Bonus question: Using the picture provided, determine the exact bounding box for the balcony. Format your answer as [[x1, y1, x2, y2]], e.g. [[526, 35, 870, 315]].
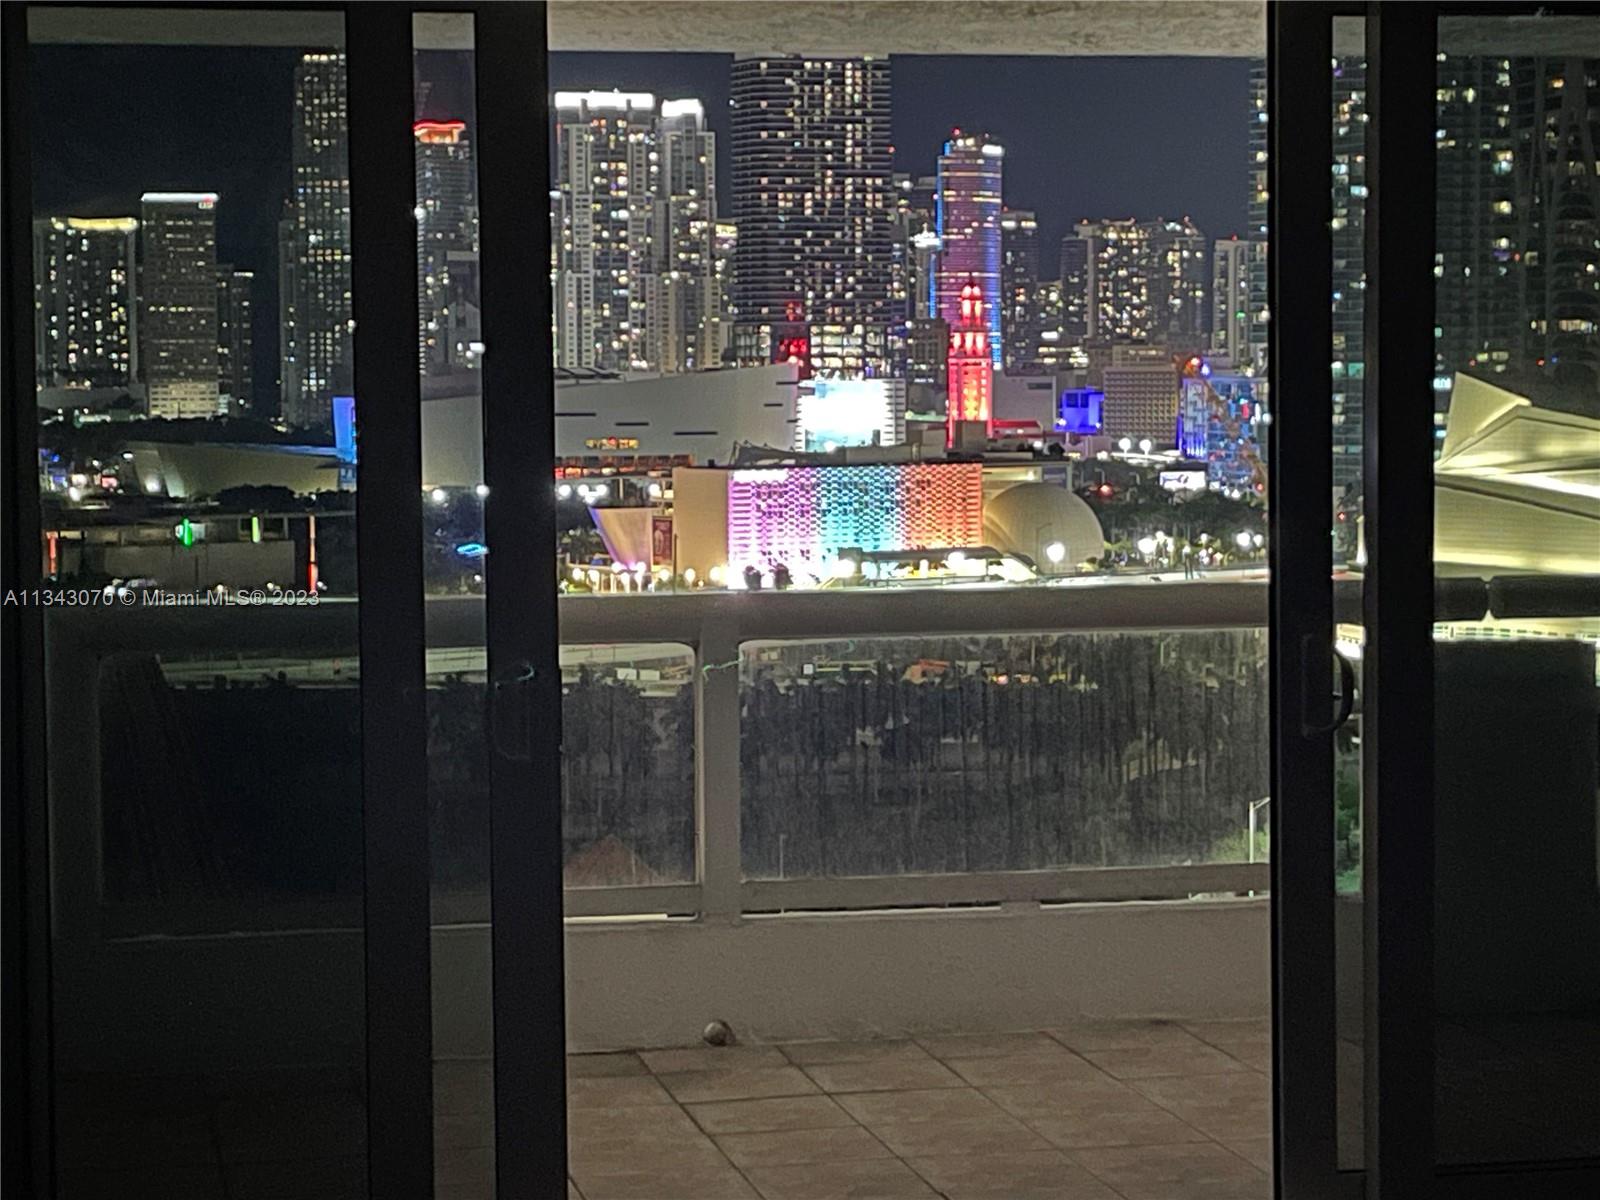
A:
[[47, 581, 1276, 1197]]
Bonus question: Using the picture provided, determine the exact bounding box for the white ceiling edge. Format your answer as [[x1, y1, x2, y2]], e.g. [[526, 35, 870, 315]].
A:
[[549, 1, 1268, 58], [28, 6, 346, 46], [29, 1, 1268, 56], [27, 3, 1599, 59]]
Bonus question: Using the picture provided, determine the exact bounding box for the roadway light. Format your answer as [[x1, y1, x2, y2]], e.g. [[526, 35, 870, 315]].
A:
[[1137, 536, 1158, 557], [1138, 438, 1153, 454], [1118, 437, 1133, 452], [475, 484, 490, 498], [1235, 531, 1254, 549], [557, 484, 573, 499], [1044, 541, 1066, 565], [430, 488, 447, 505]]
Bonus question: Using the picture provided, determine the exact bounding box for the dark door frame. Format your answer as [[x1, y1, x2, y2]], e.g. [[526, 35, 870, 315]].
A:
[[1271, 3, 1600, 1197], [0, 6, 540, 1197]]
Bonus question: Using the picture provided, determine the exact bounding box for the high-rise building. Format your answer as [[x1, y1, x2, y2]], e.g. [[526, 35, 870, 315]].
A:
[[1029, 281, 1079, 370], [888, 174, 943, 384], [1211, 236, 1252, 368], [281, 51, 351, 432], [32, 216, 139, 394], [1435, 56, 1600, 395], [657, 99, 720, 372], [553, 91, 722, 373], [713, 221, 737, 365], [1102, 348, 1179, 446], [1148, 218, 1209, 342], [935, 132, 1004, 366], [552, 89, 655, 373], [216, 265, 255, 415], [1328, 49, 1600, 486], [414, 119, 477, 375], [1057, 236, 1091, 345], [1246, 60, 1270, 377], [1068, 218, 1209, 348], [1072, 219, 1152, 342], [946, 280, 994, 444], [729, 55, 895, 376], [140, 193, 221, 419], [1000, 208, 1039, 371], [907, 316, 949, 391], [1517, 58, 1600, 388], [1331, 56, 1367, 487]]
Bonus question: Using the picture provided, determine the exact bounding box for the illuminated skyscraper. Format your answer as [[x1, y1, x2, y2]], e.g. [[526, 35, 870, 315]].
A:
[[553, 90, 657, 372], [1057, 235, 1091, 344], [552, 92, 720, 373], [1148, 218, 1209, 342], [1211, 236, 1252, 367], [1246, 60, 1269, 376], [729, 55, 895, 376], [1072, 219, 1152, 342], [657, 98, 720, 371], [1068, 217, 1208, 346], [1331, 55, 1367, 486], [935, 132, 1004, 366], [1000, 208, 1039, 371], [32, 215, 139, 394], [140, 192, 221, 419], [216, 265, 255, 415], [414, 119, 477, 374], [281, 51, 351, 432], [946, 279, 994, 444]]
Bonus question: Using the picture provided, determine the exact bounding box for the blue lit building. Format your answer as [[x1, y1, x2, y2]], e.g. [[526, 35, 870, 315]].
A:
[[1177, 367, 1266, 493], [1056, 387, 1104, 436]]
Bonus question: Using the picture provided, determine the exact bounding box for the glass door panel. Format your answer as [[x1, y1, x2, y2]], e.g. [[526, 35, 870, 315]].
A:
[[1431, 11, 1600, 1171], [26, 8, 368, 1197]]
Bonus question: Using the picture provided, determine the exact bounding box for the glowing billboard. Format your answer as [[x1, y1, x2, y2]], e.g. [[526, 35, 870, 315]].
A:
[[796, 378, 906, 451]]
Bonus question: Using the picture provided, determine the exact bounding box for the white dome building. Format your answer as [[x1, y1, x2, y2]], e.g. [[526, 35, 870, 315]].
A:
[[983, 482, 1106, 575]]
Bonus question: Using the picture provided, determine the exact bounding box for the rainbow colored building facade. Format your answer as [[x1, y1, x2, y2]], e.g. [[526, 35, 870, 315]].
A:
[[726, 463, 985, 573]]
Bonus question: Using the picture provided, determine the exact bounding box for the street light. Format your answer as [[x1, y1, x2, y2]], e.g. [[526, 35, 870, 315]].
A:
[[1137, 535, 1158, 557], [1234, 531, 1253, 550], [1138, 438, 1153, 454], [1118, 437, 1133, 452]]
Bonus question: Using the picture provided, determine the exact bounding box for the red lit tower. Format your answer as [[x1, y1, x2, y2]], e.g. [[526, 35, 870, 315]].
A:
[[946, 279, 994, 445]]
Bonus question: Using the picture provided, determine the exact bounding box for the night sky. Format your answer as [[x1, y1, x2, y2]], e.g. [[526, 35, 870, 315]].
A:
[[30, 44, 1251, 394]]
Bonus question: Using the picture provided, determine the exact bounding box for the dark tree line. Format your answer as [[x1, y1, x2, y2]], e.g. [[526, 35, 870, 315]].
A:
[[740, 632, 1269, 879]]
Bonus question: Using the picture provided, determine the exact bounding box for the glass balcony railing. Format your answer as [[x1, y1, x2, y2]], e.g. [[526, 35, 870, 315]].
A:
[[51, 580, 1275, 940]]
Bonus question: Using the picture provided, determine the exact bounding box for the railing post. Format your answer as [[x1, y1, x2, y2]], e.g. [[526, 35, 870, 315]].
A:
[[696, 615, 742, 922]]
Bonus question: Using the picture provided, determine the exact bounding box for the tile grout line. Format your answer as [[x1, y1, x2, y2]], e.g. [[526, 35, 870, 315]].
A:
[[958, 1072, 1178, 1200], [783, 1044, 948, 1199]]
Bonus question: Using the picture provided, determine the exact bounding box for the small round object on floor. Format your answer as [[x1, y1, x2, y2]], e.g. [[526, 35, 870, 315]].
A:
[[702, 1019, 735, 1047]]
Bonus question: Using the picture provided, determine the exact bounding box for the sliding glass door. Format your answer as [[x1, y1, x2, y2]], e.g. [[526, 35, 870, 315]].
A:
[[1271, 4, 1600, 1197]]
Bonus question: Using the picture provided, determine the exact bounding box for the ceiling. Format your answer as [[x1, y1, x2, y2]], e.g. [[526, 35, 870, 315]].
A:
[[548, 1, 1266, 57]]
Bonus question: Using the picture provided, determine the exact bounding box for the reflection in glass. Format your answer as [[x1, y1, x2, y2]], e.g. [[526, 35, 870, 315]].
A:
[[1429, 22, 1600, 1168], [32, 16, 367, 1196]]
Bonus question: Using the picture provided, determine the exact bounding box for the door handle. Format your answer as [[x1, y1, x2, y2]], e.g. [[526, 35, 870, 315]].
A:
[[490, 662, 535, 762], [1301, 636, 1357, 736]]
